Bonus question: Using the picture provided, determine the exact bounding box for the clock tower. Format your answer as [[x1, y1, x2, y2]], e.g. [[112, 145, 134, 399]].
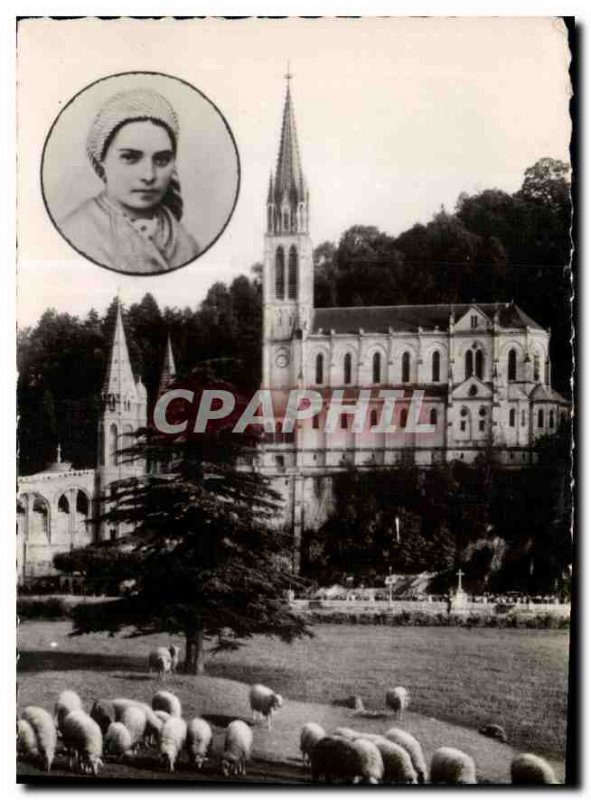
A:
[[262, 72, 314, 391]]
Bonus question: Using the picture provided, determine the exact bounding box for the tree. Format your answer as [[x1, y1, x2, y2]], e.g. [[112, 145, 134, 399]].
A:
[[54, 370, 311, 674]]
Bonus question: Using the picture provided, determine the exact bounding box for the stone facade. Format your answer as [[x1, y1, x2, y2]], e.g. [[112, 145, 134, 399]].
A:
[[259, 81, 569, 564]]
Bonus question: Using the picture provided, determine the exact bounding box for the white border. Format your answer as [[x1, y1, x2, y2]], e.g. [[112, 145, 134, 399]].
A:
[[4, 4, 587, 799]]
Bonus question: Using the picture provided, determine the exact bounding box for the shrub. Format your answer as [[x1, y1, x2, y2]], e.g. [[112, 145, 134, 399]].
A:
[[17, 596, 70, 620]]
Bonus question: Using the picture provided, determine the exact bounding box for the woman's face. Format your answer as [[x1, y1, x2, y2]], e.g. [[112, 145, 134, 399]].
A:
[[101, 120, 176, 215]]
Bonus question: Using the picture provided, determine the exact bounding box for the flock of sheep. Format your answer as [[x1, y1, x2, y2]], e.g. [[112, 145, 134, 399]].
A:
[[17, 646, 559, 784]]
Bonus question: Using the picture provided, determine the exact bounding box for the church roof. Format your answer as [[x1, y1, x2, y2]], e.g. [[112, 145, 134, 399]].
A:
[[530, 384, 569, 404], [272, 77, 306, 203], [103, 301, 137, 397], [311, 303, 544, 334], [158, 334, 177, 396]]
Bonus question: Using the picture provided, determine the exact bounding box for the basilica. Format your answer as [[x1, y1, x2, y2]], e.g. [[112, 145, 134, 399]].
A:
[[16, 79, 569, 581]]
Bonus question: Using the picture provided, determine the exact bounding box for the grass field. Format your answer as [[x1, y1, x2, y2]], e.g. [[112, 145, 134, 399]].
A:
[[17, 621, 570, 783]]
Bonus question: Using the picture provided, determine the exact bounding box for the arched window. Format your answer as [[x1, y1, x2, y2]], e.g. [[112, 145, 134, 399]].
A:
[[312, 414, 320, 430], [402, 352, 411, 383], [549, 410, 555, 429], [372, 352, 381, 384], [58, 494, 69, 514], [400, 408, 408, 428], [509, 409, 516, 427], [521, 409, 526, 427], [282, 210, 290, 231], [432, 351, 441, 382], [340, 413, 348, 430], [275, 247, 285, 299], [315, 353, 324, 385], [343, 353, 352, 385], [465, 350, 474, 379], [288, 246, 298, 299], [537, 409, 544, 428], [475, 349, 484, 379], [429, 408, 438, 426], [508, 349, 517, 381], [370, 409, 378, 428], [534, 354, 541, 382], [109, 423, 118, 466]]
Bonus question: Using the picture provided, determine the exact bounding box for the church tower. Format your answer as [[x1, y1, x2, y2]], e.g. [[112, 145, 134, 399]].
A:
[[263, 72, 314, 390], [96, 301, 147, 539]]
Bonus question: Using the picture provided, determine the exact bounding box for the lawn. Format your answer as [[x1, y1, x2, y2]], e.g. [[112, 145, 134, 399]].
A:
[[17, 621, 570, 783]]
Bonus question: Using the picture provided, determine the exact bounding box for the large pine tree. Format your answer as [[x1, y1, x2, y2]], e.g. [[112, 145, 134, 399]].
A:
[[55, 372, 311, 673]]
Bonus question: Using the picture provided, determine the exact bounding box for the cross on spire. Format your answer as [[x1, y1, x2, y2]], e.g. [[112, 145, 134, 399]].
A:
[[456, 568, 464, 592], [285, 60, 293, 83]]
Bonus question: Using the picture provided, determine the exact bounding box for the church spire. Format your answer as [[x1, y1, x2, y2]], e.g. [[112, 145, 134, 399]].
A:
[[103, 300, 136, 398], [267, 69, 309, 235], [158, 333, 177, 396]]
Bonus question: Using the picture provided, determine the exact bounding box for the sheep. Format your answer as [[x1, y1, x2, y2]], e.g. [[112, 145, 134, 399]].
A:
[[332, 726, 357, 740], [300, 722, 326, 765], [510, 753, 558, 784], [479, 722, 508, 743], [21, 706, 57, 773], [311, 735, 377, 784], [384, 727, 428, 784], [148, 647, 172, 679], [154, 710, 171, 725], [430, 746, 477, 785], [120, 705, 147, 750], [90, 699, 116, 735], [169, 645, 181, 673], [186, 717, 213, 769], [152, 689, 182, 718], [135, 702, 165, 745], [366, 736, 417, 784], [60, 709, 103, 776], [248, 684, 283, 728], [104, 722, 133, 760], [385, 686, 409, 720], [111, 698, 139, 720], [221, 720, 253, 778], [17, 719, 39, 761], [332, 729, 417, 784], [54, 689, 83, 731], [158, 716, 188, 772], [349, 738, 384, 784]]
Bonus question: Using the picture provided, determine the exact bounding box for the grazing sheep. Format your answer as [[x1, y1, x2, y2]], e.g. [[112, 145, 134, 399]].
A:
[[169, 645, 181, 673], [511, 753, 558, 784], [186, 717, 213, 769], [104, 722, 133, 760], [152, 690, 182, 718], [17, 719, 39, 761], [54, 690, 83, 731], [158, 716, 188, 773], [479, 723, 508, 743], [332, 726, 357, 740], [60, 710, 103, 776], [221, 720, 253, 778], [349, 738, 384, 784], [154, 710, 171, 725], [120, 705, 147, 750], [90, 699, 116, 736], [135, 702, 164, 745], [111, 698, 139, 720], [148, 647, 172, 679], [21, 706, 57, 773], [367, 736, 417, 784], [300, 722, 326, 765], [430, 746, 477, 785], [311, 735, 368, 784], [385, 687, 409, 720], [248, 684, 283, 728], [384, 727, 428, 784]]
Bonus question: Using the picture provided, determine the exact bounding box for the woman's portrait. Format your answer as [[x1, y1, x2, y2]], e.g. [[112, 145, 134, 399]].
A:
[[41, 73, 240, 275]]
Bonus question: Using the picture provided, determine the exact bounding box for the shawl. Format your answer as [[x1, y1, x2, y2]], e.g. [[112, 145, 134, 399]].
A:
[[61, 193, 200, 274]]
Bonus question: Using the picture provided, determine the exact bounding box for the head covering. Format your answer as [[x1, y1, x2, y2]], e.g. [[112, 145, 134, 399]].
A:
[[86, 87, 184, 219]]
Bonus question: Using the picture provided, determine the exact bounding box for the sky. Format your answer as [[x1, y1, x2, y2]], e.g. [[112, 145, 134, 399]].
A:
[[17, 16, 572, 327]]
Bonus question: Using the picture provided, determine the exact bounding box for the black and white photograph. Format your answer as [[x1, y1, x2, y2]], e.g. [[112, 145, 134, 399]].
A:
[[41, 71, 240, 275], [15, 16, 575, 786]]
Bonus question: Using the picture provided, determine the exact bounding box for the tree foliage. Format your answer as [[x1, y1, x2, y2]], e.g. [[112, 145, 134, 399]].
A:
[[55, 374, 311, 673]]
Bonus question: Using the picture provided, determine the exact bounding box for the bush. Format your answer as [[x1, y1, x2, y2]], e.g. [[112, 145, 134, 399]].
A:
[[297, 608, 569, 629], [17, 596, 70, 620]]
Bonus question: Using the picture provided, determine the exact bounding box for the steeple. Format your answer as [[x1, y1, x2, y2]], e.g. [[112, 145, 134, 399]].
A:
[[267, 70, 309, 235], [103, 301, 136, 398], [158, 334, 177, 396]]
